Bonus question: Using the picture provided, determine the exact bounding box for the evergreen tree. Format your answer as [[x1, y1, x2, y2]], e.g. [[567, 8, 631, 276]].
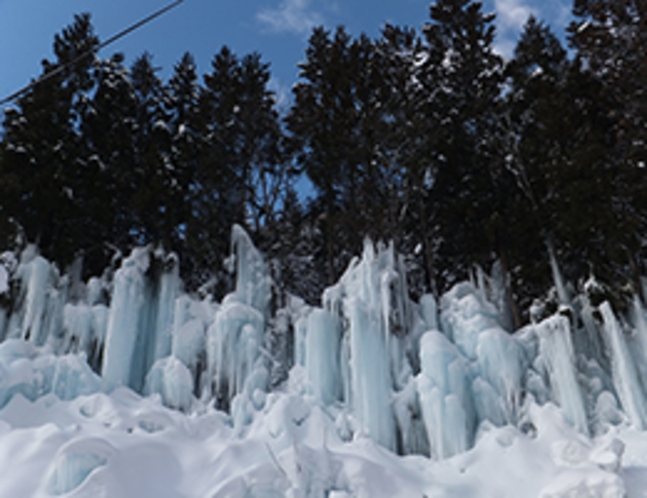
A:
[[83, 52, 139, 250], [568, 0, 647, 289], [287, 27, 355, 284], [177, 46, 286, 294], [263, 186, 325, 305], [390, 23, 446, 297], [0, 13, 99, 267], [236, 52, 287, 237], [166, 52, 211, 288], [422, 0, 508, 292], [504, 17, 574, 310], [288, 27, 412, 285], [131, 52, 174, 249]]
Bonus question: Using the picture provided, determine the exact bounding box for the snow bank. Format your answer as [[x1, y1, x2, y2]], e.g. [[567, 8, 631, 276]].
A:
[[0, 383, 644, 498]]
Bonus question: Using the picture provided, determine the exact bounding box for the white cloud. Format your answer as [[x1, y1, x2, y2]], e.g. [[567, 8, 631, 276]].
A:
[[492, 0, 538, 59], [268, 76, 291, 112], [257, 0, 324, 36], [494, 0, 537, 32], [493, 38, 517, 60]]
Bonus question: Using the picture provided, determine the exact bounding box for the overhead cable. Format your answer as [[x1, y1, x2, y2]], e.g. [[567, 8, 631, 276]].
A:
[[0, 0, 185, 106]]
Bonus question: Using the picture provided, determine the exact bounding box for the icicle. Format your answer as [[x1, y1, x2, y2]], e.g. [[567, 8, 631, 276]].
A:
[[475, 327, 522, 425], [632, 296, 647, 390], [548, 243, 569, 304], [419, 294, 439, 331], [21, 256, 55, 345], [230, 224, 271, 316], [150, 252, 179, 362], [347, 296, 396, 451], [207, 301, 265, 406], [305, 308, 342, 405], [416, 330, 474, 459], [102, 248, 150, 390], [535, 315, 588, 434], [319, 238, 414, 451], [205, 226, 271, 408], [599, 302, 647, 429]]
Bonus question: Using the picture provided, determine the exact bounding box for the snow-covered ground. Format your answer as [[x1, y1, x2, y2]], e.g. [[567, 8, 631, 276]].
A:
[[0, 380, 644, 497]]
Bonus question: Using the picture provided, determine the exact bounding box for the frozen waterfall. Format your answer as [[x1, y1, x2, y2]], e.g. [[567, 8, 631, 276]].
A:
[[3, 227, 647, 464]]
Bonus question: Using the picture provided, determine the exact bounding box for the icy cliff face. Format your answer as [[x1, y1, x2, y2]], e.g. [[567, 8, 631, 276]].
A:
[[4, 227, 647, 471]]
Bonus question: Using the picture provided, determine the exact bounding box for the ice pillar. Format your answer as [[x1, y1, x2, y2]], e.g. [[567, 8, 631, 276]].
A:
[[416, 330, 475, 459], [536, 315, 588, 434], [347, 297, 396, 451], [600, 301, 647, 429], [305, 308, 342, 405]]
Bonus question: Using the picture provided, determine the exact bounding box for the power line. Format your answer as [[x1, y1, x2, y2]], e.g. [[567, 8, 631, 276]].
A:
[[0, 0, 185, 106]]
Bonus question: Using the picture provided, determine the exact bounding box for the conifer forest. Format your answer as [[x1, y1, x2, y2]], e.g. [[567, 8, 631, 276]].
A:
[[1, 0, 646, 323]]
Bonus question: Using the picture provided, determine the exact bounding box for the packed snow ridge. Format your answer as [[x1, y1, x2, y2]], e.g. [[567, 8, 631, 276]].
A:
[[2, 226, 647, 496]]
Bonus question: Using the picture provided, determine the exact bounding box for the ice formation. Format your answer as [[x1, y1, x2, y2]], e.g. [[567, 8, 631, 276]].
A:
[[102, 248, 180, 392], [599, 302, 647, 428], [144, 356, 195, 411], [534, 315, 589, 434], [5, 222, 647, 495], [305, 308, 342, 405], [47, 440, 110, 495], [417, 330, 474, 458], [320, 240, 412, 452], [0, 339, 101, 409]]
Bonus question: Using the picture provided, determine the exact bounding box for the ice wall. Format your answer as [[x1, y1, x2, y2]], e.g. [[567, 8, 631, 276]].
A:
[[305, 308, 342, 405], [9, 226, 647, 463], [207, 225, 272, 409], [102, 248, 179, 392], [439, 283, 523, 428], [417, 330, 475, 459], [534, 315, 589, 434], [320, 240, 411, 452]]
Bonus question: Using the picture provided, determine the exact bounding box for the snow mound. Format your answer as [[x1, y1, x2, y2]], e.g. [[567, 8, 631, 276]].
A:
[[0, 383, 645, 497]]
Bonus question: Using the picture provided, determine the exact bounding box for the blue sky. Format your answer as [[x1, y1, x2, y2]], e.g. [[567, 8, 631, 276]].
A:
[[0, 0, 571, 109]]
